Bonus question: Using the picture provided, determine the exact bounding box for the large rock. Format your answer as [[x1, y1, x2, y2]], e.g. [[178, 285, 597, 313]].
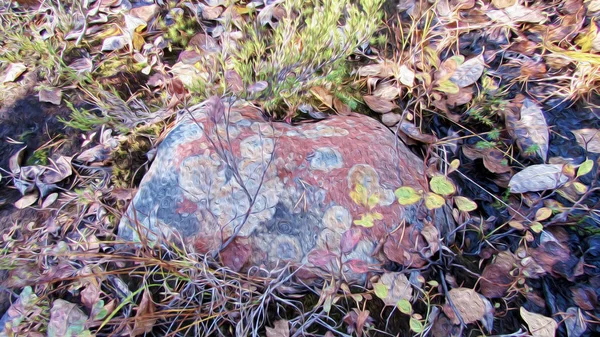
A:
[[119, 98, 452, 277]]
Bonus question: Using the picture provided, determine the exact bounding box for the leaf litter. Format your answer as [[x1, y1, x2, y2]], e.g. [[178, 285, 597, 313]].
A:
[[1, 0, 600, 336]]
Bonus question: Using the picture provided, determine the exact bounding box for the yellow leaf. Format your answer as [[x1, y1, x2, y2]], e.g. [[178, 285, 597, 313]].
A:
[[435, 79, 459, 94], [454, 196, 477, 212], [424, 193, 446, 210], [573, 181, 588, 194], [535, 207, 552, 221], [133, 32, 145, 51], [576, 22, 598, 53], [395, 186, 422, 205], [367, 192, 380, 209]]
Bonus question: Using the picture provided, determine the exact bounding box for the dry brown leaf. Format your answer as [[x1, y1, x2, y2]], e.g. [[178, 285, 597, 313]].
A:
[[398, 65, 415, 87], [358, 61, 397, 78], [15, 191, 38, 209], [443, 288, 488, 324], [131, 288, 156, 336], [492, 0, 517, 9], [446, 86, 473, 106], [509, 164, 569, 193], [504, 4, 547, 23], [363, 95, 397, 113], [399, 122, 437, 143], [266, 319, 290, 337], [333, 96, 351, 115], [513, 98, 548, 160], [520, 307, 557, 337], [373, 81, 401, 100], [480, 251, 517, 298], [374, 272, 413, 306], [47, 299, 90, 337], [202, 6, 223, 20], [39, 87, 62, 105], [572, 128, 600, 153], [449, 55, 485, 88], [1, 62, 27, 83]]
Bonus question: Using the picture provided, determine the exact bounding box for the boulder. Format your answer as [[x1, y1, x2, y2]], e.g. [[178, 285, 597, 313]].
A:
[[119, 97, 452, 278]]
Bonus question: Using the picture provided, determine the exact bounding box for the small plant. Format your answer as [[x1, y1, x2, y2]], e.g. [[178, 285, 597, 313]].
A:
[[58, 101, 113, 131], [230, 0, 384, 118]]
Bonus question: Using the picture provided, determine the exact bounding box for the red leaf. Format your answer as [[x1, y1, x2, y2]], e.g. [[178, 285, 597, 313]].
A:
[[340, 228, 362, 254], [346, 259, 370, 274], [307, 249, 337, 267]]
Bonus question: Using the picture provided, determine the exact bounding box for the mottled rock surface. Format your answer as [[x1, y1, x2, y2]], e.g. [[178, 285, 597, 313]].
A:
[[120, 98, 452, 277]]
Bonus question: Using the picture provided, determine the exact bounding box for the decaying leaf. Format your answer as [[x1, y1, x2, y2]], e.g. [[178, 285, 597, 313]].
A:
[[358, 61, 397, 77], [398, 65, 415, 87], [39, 87, 62, 105], [398, 121, 437, 143], [443, 288, 491, 325], [373, 272, 413, 306], [15, 191, 39, 209], [572, 128, 600, 153], [101, 35, 128, 51], [513, 99, 549, 161], [509, 164, 569, 193], [130, 288, 156, 336], [47, 299, 90, 337], [520, 307, 557, 337], [449, 55, 485, 88], [2, 62, 27, 83], [563, 307, 587, 337], [492, 0, 517, 9], [266, 319, 290, 337], [504, 4, 548, 23], [480, 251, 517, 298], [363, 95, 397, 113]]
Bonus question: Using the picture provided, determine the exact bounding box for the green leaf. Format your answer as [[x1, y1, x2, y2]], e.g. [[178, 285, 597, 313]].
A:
[[395, 186, 422, 205], [397, 299, 413, 315], [577, 159, 594, 177], [430, 175, 456, 196], [435, 79, 459, 94], [374, 282, 388, 299], [409, 317, 424, 333], [424, 193, 446, 210], [530, 221, 544, 233], [454, 196, 477, 212], [573, 181, 588, 194]]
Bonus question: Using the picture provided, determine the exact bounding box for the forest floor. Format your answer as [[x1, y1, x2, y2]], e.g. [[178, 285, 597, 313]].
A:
[[1, 0, 600, 336]]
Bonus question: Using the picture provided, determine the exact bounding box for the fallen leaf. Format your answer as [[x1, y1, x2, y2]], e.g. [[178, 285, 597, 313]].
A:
[[520, 307, 557, 337], [563, 307, 587, 337], [373, 81, 401, 100], [509, 164, 569, 193], [373, 272, 413, 306], [68, 58, 93, 74], [225, 70, 243, 94], [340, 227, 362, 254], [1, 62, 27, 83], [572, 128, 600, 153], [492, 0, 517, 8], [571, 286, 598, 311], [47, 299, 90, 337], [130, 4, 159, 22], [130, 288, 156, 336], [39, 87, 62, 105], [346, 259, 370, 273], [462, 146, 512, 174], [504, 4, 547, 23], [42, 193, 59, 208], [449, 55, 485, 88], [307, 249, 337, 268], [398, 121, 437, 143], [363, 95, 397, 113], [9, 146, 26, 174], [398, 65, 415, 87], [202, 5, 223, 20], [15, 191, 39, 209], [189, 33, 220, 53], [513, 99, 548, 161], [266, 319, 289, 337], [480, 251, 517, 298], [358, 61, 397, 77], [381, 112, 403, 126], [446, 86, 473, 106], [248, 81, 268, 95], [41, 156, 73, 184], [443, 288, 489, 324], [101, 35, 128, 51]]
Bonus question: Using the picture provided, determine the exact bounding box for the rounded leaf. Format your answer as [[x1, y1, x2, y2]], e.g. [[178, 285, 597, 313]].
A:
[[577, 159, 594, 177], [424, 192, 446, 210], [454, 196, 477, 212], [535, 207, 552, 221], [395, 186, 421, 205], [374, 283, 388, 300], [409, 317, 424, 333], [430, 175, 456, 196], [397, 299, 413, 315], [530, 221, 544, 233]]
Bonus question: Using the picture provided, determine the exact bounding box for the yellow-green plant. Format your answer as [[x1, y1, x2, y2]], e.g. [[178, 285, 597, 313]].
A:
[[232, 0, 384, 117]]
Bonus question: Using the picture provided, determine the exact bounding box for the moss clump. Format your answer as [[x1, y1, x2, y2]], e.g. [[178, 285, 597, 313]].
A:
[[111, 124, 163, 188]]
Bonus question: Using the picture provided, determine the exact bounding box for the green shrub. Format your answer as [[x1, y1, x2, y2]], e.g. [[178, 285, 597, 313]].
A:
[[230, 0, 384, 117]]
